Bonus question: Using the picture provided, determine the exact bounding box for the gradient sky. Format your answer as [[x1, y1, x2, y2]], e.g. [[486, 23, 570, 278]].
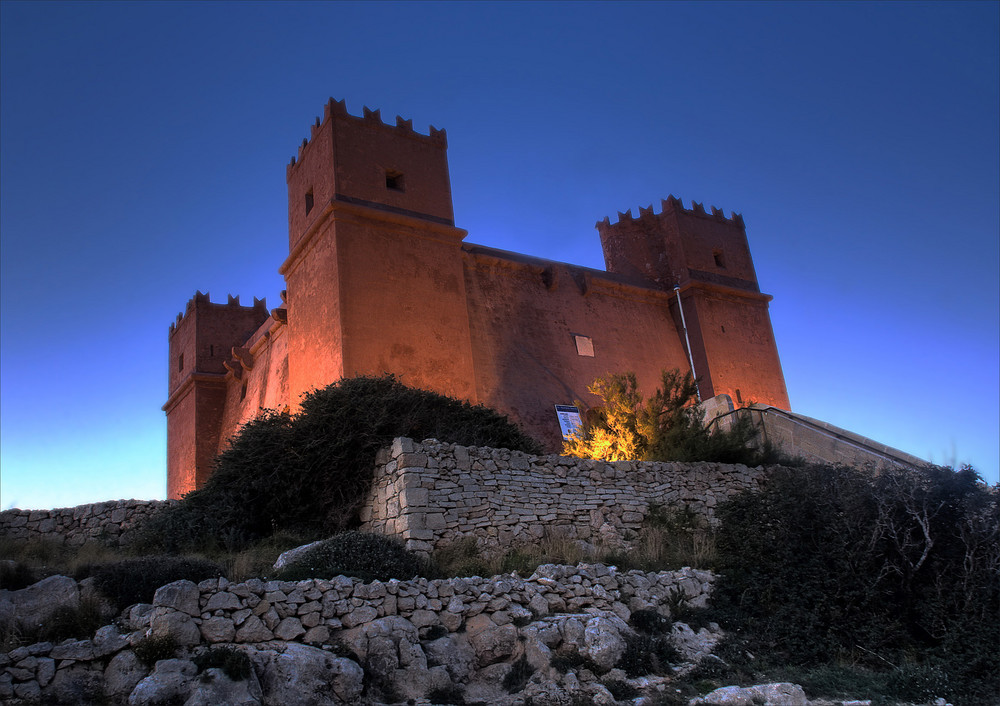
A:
[[2, 1, 997, 510]]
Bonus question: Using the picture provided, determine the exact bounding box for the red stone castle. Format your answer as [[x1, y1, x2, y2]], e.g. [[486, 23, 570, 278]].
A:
[[164, 100, 790, 499]]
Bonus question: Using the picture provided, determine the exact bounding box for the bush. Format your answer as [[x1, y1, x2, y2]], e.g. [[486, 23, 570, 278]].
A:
[[83, 556, 224, 611], [0, 561, 37, 591], [193, 646, 253, 681], [617, 631, 679, 677], [274, 531, 427, 582], [563, 369, 785, 465], [134, 634, 178, 667], [139, 375, 541, 552], [710, 463, 999, 705], [502, 655, 535, 693]]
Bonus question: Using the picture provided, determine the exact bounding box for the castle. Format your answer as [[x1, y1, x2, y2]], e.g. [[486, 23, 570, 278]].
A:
[[164, 99, 790, 499]]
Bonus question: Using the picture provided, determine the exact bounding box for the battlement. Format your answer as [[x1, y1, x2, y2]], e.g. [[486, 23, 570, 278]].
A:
[[596, 195, 745, 233], [288, 98, 447, 174], [168, 291, 267, 337]]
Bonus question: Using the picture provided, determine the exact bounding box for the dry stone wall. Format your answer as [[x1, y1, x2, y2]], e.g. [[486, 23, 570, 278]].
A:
[[0, 500, 173, 547], [1, 564, 715, 704], [362, 438, 765, 555]]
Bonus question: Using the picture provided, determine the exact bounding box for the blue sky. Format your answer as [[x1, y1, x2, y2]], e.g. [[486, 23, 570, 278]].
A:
[[2, 1, 997, 509]]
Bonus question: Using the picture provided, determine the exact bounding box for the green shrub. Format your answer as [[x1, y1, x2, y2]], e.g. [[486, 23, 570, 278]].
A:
[[563, 369, 787, 466], [193, 646, 253, 681], [139, 375, 541, 552], [134, 634, 179, 667], [275, 531, 427, 582], [710, 463, 999, 705], [83, 556, 224, 611]]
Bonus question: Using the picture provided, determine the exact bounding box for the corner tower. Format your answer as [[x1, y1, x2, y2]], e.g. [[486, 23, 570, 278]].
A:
[[280, 99, 478, 406], [164, 292, 269, 498], [598, 197, 789, 409]]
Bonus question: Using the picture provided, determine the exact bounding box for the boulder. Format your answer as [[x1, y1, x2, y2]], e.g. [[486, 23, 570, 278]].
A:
[[691, 682, 808, 705], [0, 574, 79, 631], [127, 658, 197, 705], [150, 609, 201, 646], [252, 643, 364, 705], [424, 635, 477, 682], [272, 540, 325, 571], [583, 616, 627, 671], [152, 580, 200, 616], [42, 664, 103, 705], [104, 650, 149, 702]]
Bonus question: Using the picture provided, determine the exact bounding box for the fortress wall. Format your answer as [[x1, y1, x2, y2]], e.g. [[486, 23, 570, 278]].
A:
[[0, 500, 175, 547], [461, 249, 691, 450], [216, 322, 290, 456], [361, 438, 764, 555]]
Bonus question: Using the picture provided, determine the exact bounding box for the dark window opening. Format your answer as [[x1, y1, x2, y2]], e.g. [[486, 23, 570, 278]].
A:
[[305, 189, 314, 214], [240, 382, 248, 401], [385, 170, 405, 192], [721, 325, 726, 333], [735, 388, 743, 404], [713, 249, 726, 269], [178, 354, 184, 372], [209, 345, 214, 357]]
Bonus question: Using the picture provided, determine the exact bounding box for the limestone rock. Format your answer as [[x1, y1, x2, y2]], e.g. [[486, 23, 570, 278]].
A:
[[424, 635, 477, 682], [127, 658, 197, 705], [671, 621, 723, 664], [252, 643, 364, 705], [42, 663, 103, 705], [150, 609, 201, 646], [691, 682, 808, 705], [201, 616, 237, 643], [0, 574, 79, 631], [153, 579, 200, 616], [469, 623, 518, 666], [104, 650, 149, 702], [273, 540, 325, 571], [583, 616, 627, 671]]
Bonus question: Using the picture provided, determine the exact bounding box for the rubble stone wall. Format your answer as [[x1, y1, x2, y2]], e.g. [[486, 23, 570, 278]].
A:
[[0, 564, 714, 704], [362, 438, 764, 554], [0, 500, 173, 547]]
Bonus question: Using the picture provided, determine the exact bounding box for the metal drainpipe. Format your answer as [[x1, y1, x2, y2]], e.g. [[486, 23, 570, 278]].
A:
[[674, 285, 701, 402]]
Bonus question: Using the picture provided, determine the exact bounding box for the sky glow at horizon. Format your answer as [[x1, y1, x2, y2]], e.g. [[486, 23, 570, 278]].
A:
[[1, 1, 997, 510]]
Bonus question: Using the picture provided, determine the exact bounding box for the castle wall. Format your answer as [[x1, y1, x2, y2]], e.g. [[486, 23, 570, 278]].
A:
[[461, 247, 693, 449], [361, 438, 764, 556], [216, 319, 290, 454]]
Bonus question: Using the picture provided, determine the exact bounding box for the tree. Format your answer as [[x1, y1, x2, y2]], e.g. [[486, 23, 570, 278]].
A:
[[563, 369, 780, 465]]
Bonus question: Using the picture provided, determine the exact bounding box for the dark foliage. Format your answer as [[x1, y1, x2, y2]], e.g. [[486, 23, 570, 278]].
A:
[[603, 679, 640, 700], [617, 631, 679, 677], [0, 561, 37, 591], [427, 683, 466, 705], [274, 531, 427, 582], [502, 654, 535, 693], [550, 650, 602, 675], [710, 463, 999, 705], [565, 369, 789, 466], [193, 646, 253, 681], [134, 634, 179, 667], [138, 375, 540, 552], [629, 608, 672, 635], [82, 556, 224, 611]]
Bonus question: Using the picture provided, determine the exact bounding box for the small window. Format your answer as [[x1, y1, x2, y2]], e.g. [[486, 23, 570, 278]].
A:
[[178, 354, 184, 372], [240, 382, 248, 401], [574, 335, 595, 357], [209, 345, 214, 357], [713, 249, 726, 269], [735, 388, 743, 404], [385, 170, 405, 192], [304, 189, 314, 214]]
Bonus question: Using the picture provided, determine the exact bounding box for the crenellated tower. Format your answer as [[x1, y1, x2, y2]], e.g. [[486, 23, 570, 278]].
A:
[[280, 99, 478, 407], [163, 292, 269, 498], [597, 197, 789, 408]]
